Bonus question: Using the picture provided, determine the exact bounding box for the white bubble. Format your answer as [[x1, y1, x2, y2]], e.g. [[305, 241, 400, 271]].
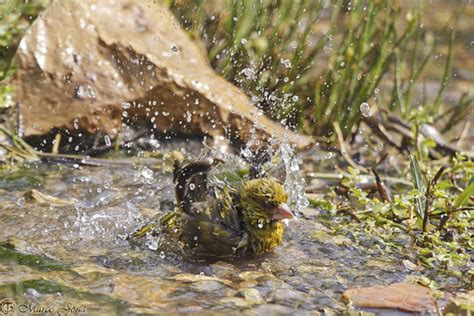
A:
[[280, 58, 292, 68], [104, 135, 111, 146], [360, 102, 371, 117], [141, 167, 154, 180]]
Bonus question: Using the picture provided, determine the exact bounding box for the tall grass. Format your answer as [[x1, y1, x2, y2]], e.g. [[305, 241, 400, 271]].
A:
[[0, 1, 471, 141], [168, 0, 471, 139]]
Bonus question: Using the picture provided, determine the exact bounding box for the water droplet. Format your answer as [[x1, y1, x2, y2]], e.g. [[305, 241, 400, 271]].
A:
[[16, 197, 25, 207], [257, 223, 263, 229], [147, 239, 158, 251], [189, 183, 195, 191], [359, 102, 370, 117], [141, 166, 154, 181], [241, 68, 255, 80], [86, 85, 96, 98], [104, 135, 111, 146], [280, 58, 292, 68], [193, 236, 198, 241]]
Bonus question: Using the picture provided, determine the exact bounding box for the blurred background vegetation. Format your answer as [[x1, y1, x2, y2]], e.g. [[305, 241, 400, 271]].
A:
[[1, 0, 473, 143], [168, 0, 473, 142]]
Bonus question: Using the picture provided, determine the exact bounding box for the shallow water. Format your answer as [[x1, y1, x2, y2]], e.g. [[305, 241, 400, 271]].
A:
[[0, 143, 423, 315]]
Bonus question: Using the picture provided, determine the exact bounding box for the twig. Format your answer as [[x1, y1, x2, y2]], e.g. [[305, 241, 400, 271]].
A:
[[308, 172, 413, 187], [372, 168, 392, 202], [333, 122, 368, 173], [456, 121, 470, 148], [336, 207, 361, 223]]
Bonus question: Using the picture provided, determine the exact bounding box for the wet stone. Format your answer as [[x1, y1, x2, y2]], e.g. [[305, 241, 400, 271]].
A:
[[208, 261, 236, 279], [219, 297, 249, 308], [190, 280, 227, 293], [238, 271, 274, 282], [298, 207, 321, 219], [238, 288, 265, 305], [239, 280, 258, 289], [342, 282, 439, 313], [443, 291, 474, 315], [176, 305, 204, 313], [271, 288, 309, 307], [245, 303, 295, 315]]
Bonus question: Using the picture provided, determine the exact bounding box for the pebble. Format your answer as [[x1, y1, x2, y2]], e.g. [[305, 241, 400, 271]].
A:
[[238, 288, 264, 305], [190, 280, 225, 293], [272, 288, 309, 307]]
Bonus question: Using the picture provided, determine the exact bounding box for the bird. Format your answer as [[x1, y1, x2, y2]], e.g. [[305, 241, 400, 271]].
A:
[[130, 158, 294, 257]]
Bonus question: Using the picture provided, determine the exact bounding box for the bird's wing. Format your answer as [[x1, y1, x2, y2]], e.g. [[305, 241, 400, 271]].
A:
[[173, 159, 213, 210], [173, 160, 247, 255]]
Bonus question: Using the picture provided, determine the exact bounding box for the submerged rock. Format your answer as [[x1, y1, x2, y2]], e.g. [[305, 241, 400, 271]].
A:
[[238, 288, 265, 305], [342, 282, 439, 313], [13, 0, 312, 152], [443, 291, 474, 315]]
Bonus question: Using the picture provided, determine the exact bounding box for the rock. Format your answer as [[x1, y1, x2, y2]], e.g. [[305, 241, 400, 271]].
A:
[[13, 0, 312, 151], [189, 280, 225, 293], [311, 230, 352, 246], [239, 280, 258, 289], [298, 207, 320, 219], [238, 271, 274, 282], [296, 265, 334, 275], [219, 297, 249, 308], [238, 288, 264, 305], [271, 288, 309, 307], [443, 291, 474, 315], [208, 261, 236, 279], [244, 304, 295, 315], [170, 273, 232, 286], [23, 189, 75, 206], [342, 282, 439, 313]]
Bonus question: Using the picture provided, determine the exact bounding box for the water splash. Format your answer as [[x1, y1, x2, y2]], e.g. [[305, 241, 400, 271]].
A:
[[271, 136, 309, 211]]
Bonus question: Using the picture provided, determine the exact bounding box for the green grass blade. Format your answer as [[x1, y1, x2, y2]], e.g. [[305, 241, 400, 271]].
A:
[[453, 182, 474, 209], [409, 154, 426, 221]]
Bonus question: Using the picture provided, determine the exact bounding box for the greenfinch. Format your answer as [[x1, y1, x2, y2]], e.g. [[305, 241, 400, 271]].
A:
[[131, 159, 294, 257]]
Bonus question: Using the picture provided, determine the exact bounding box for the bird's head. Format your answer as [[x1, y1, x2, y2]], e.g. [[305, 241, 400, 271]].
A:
[[240, 178, 294, 226]]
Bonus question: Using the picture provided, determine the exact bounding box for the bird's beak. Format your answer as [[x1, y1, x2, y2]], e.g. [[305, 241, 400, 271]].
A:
[[272, 203, 294, 220]]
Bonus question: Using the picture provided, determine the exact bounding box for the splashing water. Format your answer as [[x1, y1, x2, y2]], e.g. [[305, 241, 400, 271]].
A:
[[271, 136, 309, 211], [237, 132, 309, 212]]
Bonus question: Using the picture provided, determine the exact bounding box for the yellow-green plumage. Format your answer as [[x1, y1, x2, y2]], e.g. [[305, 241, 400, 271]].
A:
[[131, 160, 293, 257], [240, 179, 288, 254]]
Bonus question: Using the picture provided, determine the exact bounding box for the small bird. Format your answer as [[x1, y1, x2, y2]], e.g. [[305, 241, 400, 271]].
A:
[[131, 158, 294, 257]]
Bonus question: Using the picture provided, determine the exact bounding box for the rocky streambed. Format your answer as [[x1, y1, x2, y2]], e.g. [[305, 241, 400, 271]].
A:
[[0, 141, 465, 315]]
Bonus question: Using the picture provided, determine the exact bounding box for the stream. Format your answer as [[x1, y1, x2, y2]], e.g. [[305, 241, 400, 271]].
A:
[[0, 140, 421, 315]]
